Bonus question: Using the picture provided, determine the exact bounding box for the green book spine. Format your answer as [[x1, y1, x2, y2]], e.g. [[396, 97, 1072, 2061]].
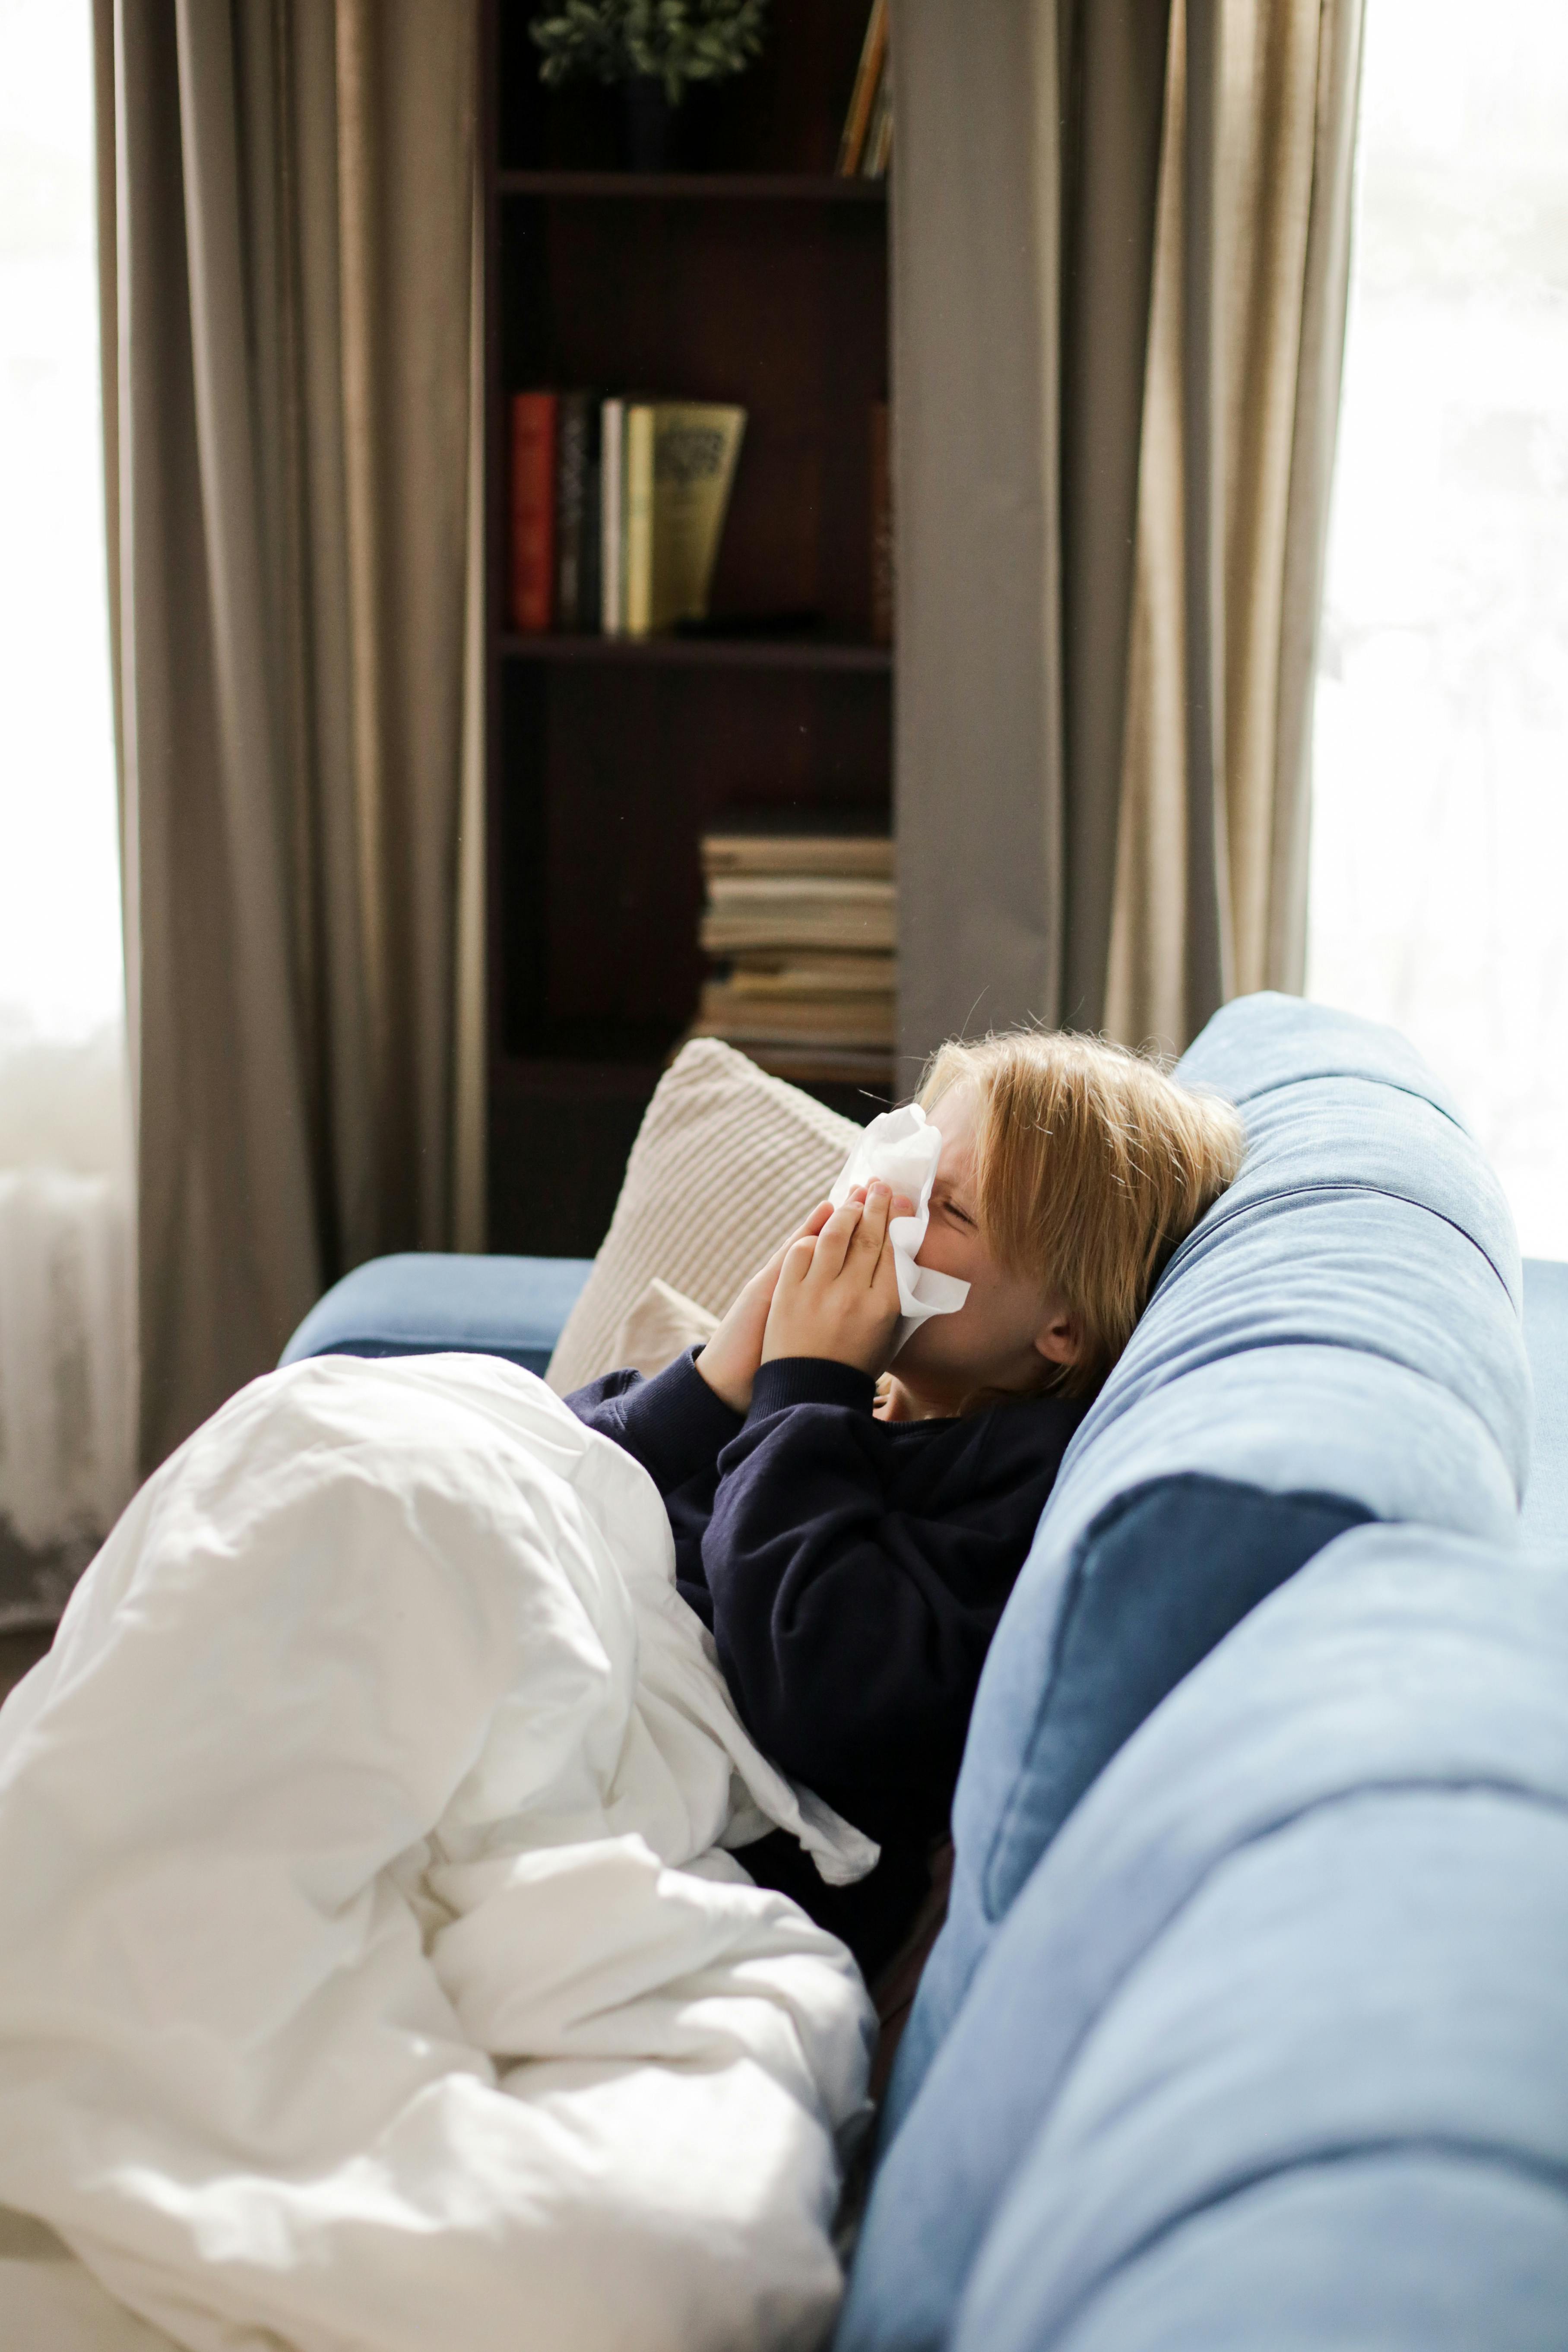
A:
[[624, 405, 656, 639], [600, 397, 625, 635], [648, 403, 747, 631]]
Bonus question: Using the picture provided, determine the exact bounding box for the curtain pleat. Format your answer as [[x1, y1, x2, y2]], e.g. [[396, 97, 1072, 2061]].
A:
[[1106, 0, 1363, 1052], [95, 1, 483, 1470], [893, 0, 1363, 1067], [1058, 1, 1175, 1031]]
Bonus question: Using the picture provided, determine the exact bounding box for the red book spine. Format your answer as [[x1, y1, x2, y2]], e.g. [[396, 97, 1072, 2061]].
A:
[[510, 392, 558, 633]]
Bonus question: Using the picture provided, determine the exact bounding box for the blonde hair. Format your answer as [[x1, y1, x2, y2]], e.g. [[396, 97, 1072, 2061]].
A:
[[918, 1029, 1246, 1399]]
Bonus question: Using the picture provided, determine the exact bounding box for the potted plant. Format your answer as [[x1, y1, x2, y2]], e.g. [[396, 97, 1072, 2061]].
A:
[[531, 0, 769, 170]]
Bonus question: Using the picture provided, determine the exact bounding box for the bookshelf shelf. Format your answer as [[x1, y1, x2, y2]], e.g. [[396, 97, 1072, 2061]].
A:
[[486, 0, 893, 1253], [498, 170, 885, 203], [499, 632, 891, 674]]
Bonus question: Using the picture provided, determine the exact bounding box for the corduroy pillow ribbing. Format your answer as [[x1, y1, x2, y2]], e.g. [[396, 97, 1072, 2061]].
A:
[[544, 1038, 859, 1395]]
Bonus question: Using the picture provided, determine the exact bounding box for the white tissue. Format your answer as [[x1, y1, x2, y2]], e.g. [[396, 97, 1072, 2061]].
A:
[[829, 1104, 971, 1351]]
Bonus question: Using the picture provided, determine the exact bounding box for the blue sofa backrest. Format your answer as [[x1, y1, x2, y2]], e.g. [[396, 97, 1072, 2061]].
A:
[[839, 994, 1534, 2352], [846, 1526, 1568, 2352], [888, 994, 1528, 2117]]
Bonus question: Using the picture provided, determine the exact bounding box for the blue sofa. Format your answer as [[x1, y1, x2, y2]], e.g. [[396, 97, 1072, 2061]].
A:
[[284, 995, 1568, 2349]]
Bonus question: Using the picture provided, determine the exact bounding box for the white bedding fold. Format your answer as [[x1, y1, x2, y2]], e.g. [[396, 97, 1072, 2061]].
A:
[[0, 1355, 877, 2352]]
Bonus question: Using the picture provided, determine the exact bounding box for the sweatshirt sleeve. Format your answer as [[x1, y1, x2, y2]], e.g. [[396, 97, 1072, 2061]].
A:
[[700, 1360, 1057, 1828], [564, 1347, 743, 1497]]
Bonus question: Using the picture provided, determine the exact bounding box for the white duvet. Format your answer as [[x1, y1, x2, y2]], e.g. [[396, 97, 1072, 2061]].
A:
[[0, 1354, 878, 2352]]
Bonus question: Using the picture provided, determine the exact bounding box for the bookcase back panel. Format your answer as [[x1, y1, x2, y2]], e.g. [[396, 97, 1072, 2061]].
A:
[[497, 660, 890, 1060], [500, 197, 887, 637], [489, 1066, 653, 1260]]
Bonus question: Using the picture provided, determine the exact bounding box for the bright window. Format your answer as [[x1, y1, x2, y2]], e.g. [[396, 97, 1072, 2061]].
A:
[[1309, 0, 1568, 1256], [0, 0, 121, 1047], [0, 1, 133, 1588]]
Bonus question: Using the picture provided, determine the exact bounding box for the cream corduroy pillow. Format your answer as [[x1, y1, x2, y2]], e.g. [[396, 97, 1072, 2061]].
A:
[[608, 1279, 720, 1380], [545, 1038, 861, 1395]]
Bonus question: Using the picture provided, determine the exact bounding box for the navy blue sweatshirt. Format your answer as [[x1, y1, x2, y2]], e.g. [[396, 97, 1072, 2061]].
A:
[[566, 1349, 1086, 1977]]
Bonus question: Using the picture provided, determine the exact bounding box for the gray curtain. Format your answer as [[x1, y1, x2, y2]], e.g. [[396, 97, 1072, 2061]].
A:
[[891, 0, 1363, 1068], [94, 0, 485, 1472]]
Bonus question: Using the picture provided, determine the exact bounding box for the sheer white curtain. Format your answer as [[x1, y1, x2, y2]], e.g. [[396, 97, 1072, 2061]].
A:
[[0, 0, 134, 1624], [1309, 0, 1568, 1257]]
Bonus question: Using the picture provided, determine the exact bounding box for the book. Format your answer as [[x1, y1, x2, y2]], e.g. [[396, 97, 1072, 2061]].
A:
[[862, 58, 893, 179], [702, 912, 896, 952], [695, 817, 896, 1065], [838, 0, 888, 175], [600, 396, 625, 636], [704, 875, 896, 910], [702, 829, 893, 880], [510, 391, 558, 633], [624, 403, 656, 636], [580, 414, 603, 628], [700, 831, 895, 945], [695, 980, 893, 1050], [700, 878, 897, 956], [624, 403, 748, 637], [718, 952, 896, 996], [554, 392, 600, 633], [870, 402, 893, 646]]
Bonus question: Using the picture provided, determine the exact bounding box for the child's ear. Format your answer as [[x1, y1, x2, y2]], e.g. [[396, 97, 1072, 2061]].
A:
[[1033, 1302, 1081, 1368]]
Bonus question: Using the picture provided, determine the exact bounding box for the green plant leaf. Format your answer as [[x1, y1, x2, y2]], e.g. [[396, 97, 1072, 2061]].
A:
[[534, 0, 766, 99]]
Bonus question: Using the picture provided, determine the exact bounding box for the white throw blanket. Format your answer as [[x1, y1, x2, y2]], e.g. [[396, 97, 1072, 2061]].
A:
[[0, 1354, 878, 2352]]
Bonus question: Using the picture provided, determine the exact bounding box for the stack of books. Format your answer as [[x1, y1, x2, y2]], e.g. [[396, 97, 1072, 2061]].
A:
[[693, 820, 895, 1086], [838, 0, 892, 179], [510, 395, 746, 638]]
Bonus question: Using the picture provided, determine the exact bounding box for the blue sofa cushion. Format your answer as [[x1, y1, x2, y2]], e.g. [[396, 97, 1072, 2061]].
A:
[[983, 1473, 1371, 1909], [279, 1252, 595, 1382], [1023, 2160, 1568, 2352], [838, 1527, 1568, 2352], [884, 997, 1530, 2140], [1523, 1258, 1568, 1548]]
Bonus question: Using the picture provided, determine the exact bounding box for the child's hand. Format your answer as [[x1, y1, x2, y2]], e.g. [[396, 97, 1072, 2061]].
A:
[[760, 1181, 912, 1378], [694, 1199, 836, 1412]]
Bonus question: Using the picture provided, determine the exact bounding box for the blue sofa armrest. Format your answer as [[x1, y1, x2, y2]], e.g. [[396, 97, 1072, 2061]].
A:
[[279, 1253, 596, 1383]]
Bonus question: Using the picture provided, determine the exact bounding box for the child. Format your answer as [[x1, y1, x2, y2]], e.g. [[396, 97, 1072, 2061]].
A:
[[567, 1029, 1245, 1974]]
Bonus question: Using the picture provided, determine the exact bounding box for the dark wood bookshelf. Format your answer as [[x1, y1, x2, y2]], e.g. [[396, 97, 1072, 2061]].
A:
[[485, 1, 893, 1255], [499, 631, 891, 673], [497, 170, 886, 202]]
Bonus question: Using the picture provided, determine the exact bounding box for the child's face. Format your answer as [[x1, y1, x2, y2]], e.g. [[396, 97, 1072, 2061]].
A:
[[892, 1082, 1079, 1412]]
